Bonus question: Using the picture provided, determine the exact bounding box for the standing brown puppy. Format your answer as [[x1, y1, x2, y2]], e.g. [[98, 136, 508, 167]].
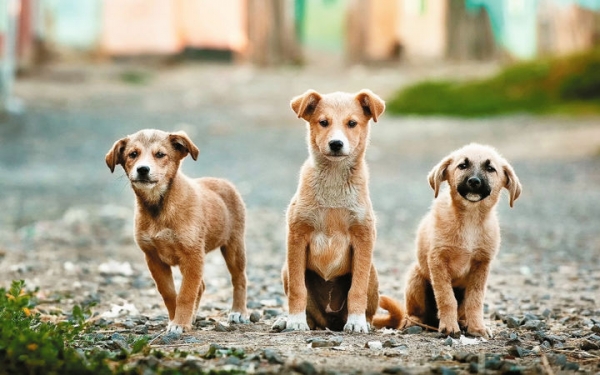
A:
[[275, 89, 401, 333], [106, 129, 248, 334], [376, 143, 521, 337]]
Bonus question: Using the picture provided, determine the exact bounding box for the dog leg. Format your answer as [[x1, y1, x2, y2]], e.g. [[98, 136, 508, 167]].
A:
[[429, 251, 461, 336], [404, 264, 430, 328], [220, 240, 249, 324], [344, 225, 375, 333], [145, 254, 177, 321], [464, 261, 492, 338], [169, 253, 204, 334], [191, 279, 206, 323], [283, 224, 311, 331]]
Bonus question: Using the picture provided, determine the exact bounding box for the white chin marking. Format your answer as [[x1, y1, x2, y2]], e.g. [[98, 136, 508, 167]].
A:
[[465, 193, 482, 202], [132, 181, 157, 189]]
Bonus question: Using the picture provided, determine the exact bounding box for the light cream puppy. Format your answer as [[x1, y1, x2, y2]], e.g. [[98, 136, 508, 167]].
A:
[[404, 143, 521, 337], [106, 129, 248, 334], [276, 89, 402, 333]]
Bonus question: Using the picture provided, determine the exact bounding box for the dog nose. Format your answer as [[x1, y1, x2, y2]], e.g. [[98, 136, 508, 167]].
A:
[[137, 166, 150, 176], [467, 177, 481, 188], [329, 140, 344, 152]]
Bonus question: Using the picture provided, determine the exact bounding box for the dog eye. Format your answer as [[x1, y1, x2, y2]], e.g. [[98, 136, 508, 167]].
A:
[[128, 151, 138, 159], [457, 163, 468, 170], [319, 119, 329, 127], [486, 165, 496, 173], [348, 120, 357, 128], [155, 151, 166, 158]]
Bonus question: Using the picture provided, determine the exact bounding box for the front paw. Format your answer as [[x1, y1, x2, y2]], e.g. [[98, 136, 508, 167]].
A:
[[166, 321, 189, 335], [438, 317, 461, 337], [343, 314, 369, 333], [466, 321, 491, 339], [285, 312, 310, 331], [228, 311, 249, 324]]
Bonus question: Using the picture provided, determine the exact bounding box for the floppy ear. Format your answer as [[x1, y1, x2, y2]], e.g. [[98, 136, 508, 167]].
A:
[[503, 163, 522, 208], [169, 131, 199, 161], [290, 90, 322, 121], [355, 89, 385, 122], [105, 138, 128, 173], [427, 156, 453, 198]]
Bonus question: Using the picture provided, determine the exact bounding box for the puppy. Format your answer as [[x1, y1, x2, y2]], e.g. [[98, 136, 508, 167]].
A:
[[276, 89, 402, 333], [376, 143, 521, 337], [105, 129, 248, 333]]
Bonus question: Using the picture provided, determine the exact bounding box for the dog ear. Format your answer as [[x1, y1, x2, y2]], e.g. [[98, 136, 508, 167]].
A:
[[290, 90, 322, 120], [428, 156, 452, 198], [355, 89, 385, 122], [105, 138, 128, 173], [503, 163, 522, 207], [169, 131, 199, 161]]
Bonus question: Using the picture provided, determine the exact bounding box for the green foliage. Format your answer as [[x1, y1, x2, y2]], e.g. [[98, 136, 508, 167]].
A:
[[0, 280, 113, 375], [387, 49, 600, 117]]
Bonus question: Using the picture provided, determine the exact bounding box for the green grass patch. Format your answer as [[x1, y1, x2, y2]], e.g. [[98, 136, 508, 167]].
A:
[[387, 49, 600, 117]]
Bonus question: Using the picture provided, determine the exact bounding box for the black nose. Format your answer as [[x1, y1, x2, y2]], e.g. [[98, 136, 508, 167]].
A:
[[329, 140, 344, 152], [467, 177, 481, 188], [137, 166, 150, 176]]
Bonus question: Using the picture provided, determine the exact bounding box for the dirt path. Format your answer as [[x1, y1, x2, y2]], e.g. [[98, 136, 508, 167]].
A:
[[1, 62, 599, 374]]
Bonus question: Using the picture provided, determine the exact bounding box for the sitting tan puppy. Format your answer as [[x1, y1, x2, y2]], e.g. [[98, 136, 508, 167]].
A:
[[105, 129, 248, 333], [276, 89, 402, 333], [375, 143, 521, 337]]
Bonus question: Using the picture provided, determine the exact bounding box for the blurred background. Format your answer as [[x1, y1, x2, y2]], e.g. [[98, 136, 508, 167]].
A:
[[0, 0, 599, 316]]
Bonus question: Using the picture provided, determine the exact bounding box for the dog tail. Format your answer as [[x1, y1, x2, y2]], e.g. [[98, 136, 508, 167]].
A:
[[372, 295, 405, 329]]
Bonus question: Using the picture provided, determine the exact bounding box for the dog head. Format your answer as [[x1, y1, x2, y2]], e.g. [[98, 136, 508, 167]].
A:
[[105, 129, 199, 200], [428, 143, 522, 208], [290, 89, 385, 162]]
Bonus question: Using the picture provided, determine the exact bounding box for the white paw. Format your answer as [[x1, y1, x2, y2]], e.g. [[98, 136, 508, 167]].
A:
[[166, 322, 184, 335], [285, 312, 310, 331], [228, 312, 249, 324], [343, 314, 369, 333]]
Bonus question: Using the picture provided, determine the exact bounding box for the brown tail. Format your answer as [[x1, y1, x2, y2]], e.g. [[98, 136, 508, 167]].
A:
[[372, 295, 405, 329]]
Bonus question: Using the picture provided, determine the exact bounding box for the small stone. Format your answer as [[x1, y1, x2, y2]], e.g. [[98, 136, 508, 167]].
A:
[[564, 362, 579, 371], [224, 356, 242, 366], [592, 324, 600, 333], [366, 341, 383, 350], [249, 311, 261, 323], [443, 336, 454, 346], [263, 349, 284, 364], [214, 323, 233, 332], [547, 354, 567, 367], [453, 351, 471, 363], [293, 361, 317, 375], [134, 325, 148, 334], [505, 316, 522, 328], [541, 308, 552, 318], [402, 326, 423, 335], [521, 319, 544, 330], [439, 367, 458, 375], [382, 338, 402, 348], [122, 319, 136, 329], [382, 366, 410, 374], [310, 338, 332, 348], [507, 345, 526, 358], [580, 339, 600, 351]]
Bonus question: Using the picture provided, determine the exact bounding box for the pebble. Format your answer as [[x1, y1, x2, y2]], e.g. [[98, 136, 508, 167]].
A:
[[505, 316, 522, 328], [292, 361, 317, 375], [263, 349, 285, 364], [443, 336, 454, 346], [133, 325, 148, 334], [249, 311, 261, 323], [382, 365, 411, 374], [507, 345, 527, 358], [580, 339, 600, 351], [402, 326, 423, 335], [521, 319, 544, 330], [309, 336, 343, 348], [366, 341, 383, 350]]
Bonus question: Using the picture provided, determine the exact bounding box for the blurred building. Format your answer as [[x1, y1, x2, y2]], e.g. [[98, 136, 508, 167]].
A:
[[1, 0, 599, 68]]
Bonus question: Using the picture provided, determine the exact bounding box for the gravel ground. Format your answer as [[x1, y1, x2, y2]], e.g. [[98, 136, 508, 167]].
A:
[[1, 62, 600, 374]]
